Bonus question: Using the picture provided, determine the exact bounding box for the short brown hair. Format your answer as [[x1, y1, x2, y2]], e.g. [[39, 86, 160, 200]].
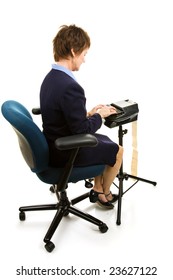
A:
[[53, 24, 91, 62]]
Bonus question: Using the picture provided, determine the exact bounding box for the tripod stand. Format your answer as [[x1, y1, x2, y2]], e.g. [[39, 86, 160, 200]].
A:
[[113, 124, 157, 225]]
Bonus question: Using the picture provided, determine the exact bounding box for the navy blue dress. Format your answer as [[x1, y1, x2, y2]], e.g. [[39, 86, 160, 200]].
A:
[[40, 67, 119, 167]]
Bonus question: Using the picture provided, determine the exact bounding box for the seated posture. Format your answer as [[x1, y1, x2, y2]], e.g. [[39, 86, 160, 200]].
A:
[[40, 24, 123, 209]]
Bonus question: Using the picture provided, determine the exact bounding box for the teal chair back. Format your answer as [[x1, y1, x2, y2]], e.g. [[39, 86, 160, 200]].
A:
[[1, 100, 105, 185]]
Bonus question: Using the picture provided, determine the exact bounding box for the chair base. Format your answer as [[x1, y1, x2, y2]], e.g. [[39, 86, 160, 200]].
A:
[[19, 190, 108, 252]]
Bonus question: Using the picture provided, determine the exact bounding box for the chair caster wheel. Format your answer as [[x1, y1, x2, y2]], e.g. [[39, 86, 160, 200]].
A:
[[99, 223, 108, 233], [85, 179, 93, 188], [45, 241, 55, 252], [19, 211, 26, 221], [64, 210, 69, 216], [49, 185, 60, 200], [50, 185, 55, 193]]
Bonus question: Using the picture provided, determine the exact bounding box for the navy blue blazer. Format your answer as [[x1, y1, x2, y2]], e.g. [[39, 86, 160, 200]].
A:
[[40, 69, 118, 167], [40, 69, 102, 141]]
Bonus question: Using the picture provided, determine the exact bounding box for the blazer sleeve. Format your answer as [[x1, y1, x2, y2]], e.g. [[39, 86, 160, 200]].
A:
[[60, 81, 102, 134]]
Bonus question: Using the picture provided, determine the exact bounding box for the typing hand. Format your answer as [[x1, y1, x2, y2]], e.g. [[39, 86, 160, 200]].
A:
[[96, 105, 116, 118], [87, 104, 104, 117]]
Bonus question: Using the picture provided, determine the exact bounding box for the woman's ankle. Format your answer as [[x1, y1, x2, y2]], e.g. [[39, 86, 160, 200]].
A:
[[93, 185, 103, 193]]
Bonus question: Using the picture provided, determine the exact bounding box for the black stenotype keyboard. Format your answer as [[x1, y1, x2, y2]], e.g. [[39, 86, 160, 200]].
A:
[[104, 99, 139, 128]]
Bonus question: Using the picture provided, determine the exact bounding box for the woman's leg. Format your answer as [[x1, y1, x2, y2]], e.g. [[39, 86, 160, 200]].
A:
[[93, 175, 108, 203], [102, 145, 123, 200], [93, 145, 123, 202]]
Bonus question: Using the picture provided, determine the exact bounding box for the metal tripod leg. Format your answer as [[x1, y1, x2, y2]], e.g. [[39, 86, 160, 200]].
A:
[[115, 124, 157, 225], [115, 171, 157, 225], [126, 174, 157, 186]]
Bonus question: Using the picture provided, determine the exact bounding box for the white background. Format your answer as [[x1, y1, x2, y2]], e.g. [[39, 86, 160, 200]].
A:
[[0, 0, 173, 279]]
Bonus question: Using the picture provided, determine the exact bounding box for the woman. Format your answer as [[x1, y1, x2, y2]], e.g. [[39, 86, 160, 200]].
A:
[[40, 24, 123, 209]]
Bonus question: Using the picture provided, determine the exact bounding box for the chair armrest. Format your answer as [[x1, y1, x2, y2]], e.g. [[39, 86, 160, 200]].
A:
[[55, 134, 98, 150], [32, 108, 41, 115]]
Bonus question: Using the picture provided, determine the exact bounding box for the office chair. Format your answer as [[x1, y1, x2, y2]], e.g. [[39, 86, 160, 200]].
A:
[[1, 100, 108, 252]]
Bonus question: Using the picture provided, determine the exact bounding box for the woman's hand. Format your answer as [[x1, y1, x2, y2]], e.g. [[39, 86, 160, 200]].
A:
[[87, 104, 117, 118], [96, 105, 116, 118], [87, 104, 104, 117]]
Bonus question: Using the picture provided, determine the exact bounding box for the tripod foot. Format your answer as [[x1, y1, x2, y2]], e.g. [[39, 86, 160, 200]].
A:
[[116, 220, 121, 226], [126, 173, 157, 186]]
